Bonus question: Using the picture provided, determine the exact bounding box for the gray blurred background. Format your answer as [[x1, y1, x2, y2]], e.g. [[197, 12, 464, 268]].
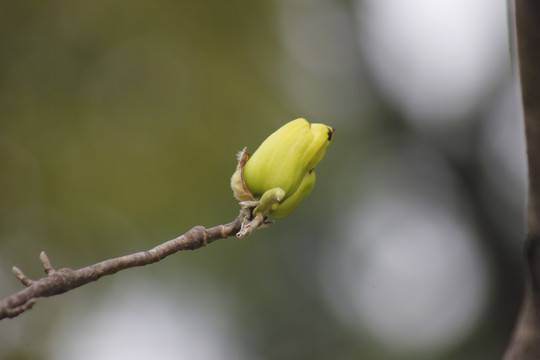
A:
[[0, 0, 524, 359]]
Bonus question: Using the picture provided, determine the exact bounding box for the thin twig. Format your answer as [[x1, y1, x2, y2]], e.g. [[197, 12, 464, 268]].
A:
[[0, 208, 255, 321]]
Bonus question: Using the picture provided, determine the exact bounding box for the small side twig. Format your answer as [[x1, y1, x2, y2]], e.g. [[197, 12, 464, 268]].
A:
[[39, 251, 55, 275], [0, 206, 263, 321], [12, 266, 33, 287]]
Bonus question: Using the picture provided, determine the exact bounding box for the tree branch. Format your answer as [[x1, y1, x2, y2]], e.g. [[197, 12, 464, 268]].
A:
[[504, 0, 540, 358], [0, 207, 252, 321]]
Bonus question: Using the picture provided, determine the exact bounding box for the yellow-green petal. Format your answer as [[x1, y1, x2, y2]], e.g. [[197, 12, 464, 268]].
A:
[[232, 117, 333, 219], [269, 170, 316, 218], [243, 118, 332, 200]]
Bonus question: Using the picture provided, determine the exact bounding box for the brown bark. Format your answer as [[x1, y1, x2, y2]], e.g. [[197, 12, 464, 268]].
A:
[[504, 1, 540, 358], [0, 212, 247, 320]]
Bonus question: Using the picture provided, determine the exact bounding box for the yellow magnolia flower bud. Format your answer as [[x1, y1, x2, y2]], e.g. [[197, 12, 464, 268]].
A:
[[231, 118, 334, 218]]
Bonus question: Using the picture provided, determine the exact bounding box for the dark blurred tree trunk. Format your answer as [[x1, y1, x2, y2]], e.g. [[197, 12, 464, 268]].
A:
[[504, 1, 540, 358]]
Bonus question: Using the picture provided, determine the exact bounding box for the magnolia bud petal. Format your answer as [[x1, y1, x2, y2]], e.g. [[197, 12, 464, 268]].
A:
[[231, 118, 333, 219], [243, 119, 313, 196], [270, 170, 316, 218]]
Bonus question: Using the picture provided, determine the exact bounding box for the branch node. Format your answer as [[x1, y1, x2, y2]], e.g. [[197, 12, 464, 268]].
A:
[[39, 251, 55, 274], [220, 225, 228, 238], [185, 226, 208, 248], [12, 266, 33, 287]]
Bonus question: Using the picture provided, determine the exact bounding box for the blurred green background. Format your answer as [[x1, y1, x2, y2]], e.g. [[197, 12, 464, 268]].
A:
[[0, 0, 524, 359]]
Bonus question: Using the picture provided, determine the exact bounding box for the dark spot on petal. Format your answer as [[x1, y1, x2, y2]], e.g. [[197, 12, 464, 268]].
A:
[[327, 127, 334, 142], [309, 168, 314, 174]]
